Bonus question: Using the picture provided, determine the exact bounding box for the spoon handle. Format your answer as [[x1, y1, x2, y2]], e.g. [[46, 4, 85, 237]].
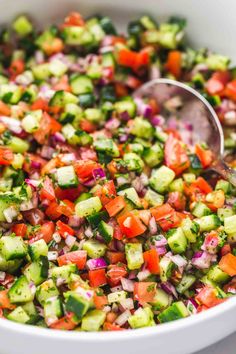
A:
[[214, 159, 236, 186]]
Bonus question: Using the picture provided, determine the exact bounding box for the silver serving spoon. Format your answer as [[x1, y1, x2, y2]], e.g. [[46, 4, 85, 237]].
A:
[[133, 78, 236, 186]]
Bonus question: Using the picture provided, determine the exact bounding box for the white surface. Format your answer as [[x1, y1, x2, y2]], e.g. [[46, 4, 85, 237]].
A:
[[0, 1, 236, 354], [197, 332, 236, 354]]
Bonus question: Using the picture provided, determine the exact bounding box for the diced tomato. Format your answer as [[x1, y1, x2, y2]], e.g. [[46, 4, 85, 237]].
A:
[[197, 305, 208, 313], [206, 71, 231, 95], [55, 185, 84, 202], [42, 37, 64, 56], [165, 51, 182, 79], [50, 312, 78, 330], [133, 282, 157, 304], [56, 220, 75, 238], [0, 148, 14, 165], [223, 278, 236, 294], [117, 211, 147, 238], [105, 196, 126, 217], [143, 249, 160, 274], [12, 223, 27, 238], [31, 98, 49, 111], [167, 191, 186, 211], [89, 269, 107, 287], [9, 59, 25, 78], [56, 199, 75, 217], [224, 79, 236, 101], [94, 292, 108, 309], [126, 75, 142, 89], [115, 83, 129, 98], [41, 157, 63, 175], [23, 153, 47, 173], [80, 119, 96, 133], [34, 112, 62, 144], [40, 176, 55, 201], [195, 144, 213, 168], [117, 48, 149, 72], [45, 201, 62, 220], [191, 177, 213, 194], [74, 159, 101, 183], [106, 251, 126, 264], [35, 221, 55, 244], [103, 322, 125, 331], [150, 203, 185, 231], [0, 290, 15, 310], [164, 134, 190, 175], [219, 253, 236, 276], [206, 190, 225, 211], [57, 250, 87, 269], [195, 286, 225, 308], [221, 244, 231, 257], [107, 264, 127, 286], [0, 100, 11, 116], [62, 12, 85, 27], [113, 225, 123, 240], [53, 75, 71, 92], [138, 210, 151, 226], [94, 180, 117, 206]]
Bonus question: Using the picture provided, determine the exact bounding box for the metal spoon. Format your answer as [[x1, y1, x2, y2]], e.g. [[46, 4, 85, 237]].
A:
[[133, 78, 236, 186]]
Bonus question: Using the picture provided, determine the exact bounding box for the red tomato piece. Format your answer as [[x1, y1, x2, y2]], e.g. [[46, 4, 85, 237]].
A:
[[164, 134, 190, 175], [57, 250, 87, 269]]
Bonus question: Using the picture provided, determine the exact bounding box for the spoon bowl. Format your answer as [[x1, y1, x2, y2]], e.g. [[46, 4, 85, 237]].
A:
[[133, 78, 236, 185]]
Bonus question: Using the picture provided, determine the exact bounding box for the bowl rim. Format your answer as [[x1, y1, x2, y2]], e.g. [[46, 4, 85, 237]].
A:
[[0, 295, 235, 341]]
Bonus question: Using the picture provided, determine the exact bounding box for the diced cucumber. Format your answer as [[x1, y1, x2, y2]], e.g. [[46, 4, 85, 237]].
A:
[[151, 288, 171, 310], [143, 143, 164, 167], [57, 165, 78, 189], [118, 187, 141, 208], [167, 228, 187, 254], [183, 173, 196, 184], [7, 306, 30, 324], [8, 275, 34, 303], [128, 307, 154, 329], [217, 207, 234, 222], [107, 290, 127, 304], [115, 99, 136, 118], [22, 110, 42, 133], [176, 274, 196, 294], [123, 153, 144, 173], [82, 240, 107, 259], [12, 15, 33, 37], [215, 180, 231, 194], [150, 166, 175, 193], [130, 117, 153, 139], [75, 196, 102, 218], [125, 243, 144, 270], [51, 264, 77, 284], [205, 54, 230, 71], [87, 211, 109, 228], [160, 256, 174, 282], [32, 63, 50, 80], [207, 265, 230, 284], [70, 74, 93, 95], [98, 221, 113, 243], [144, 189, 164, 207], [169, 178, 184, 193], [49, 90, 78, 107], [65, 292, 90, 319], [84, 108, 103, 123], [0, 236, 27, 261], [158, 301, 189, 323], [62, 123, 92, 146], [78, 93, 95, 108], [192, 202, 211, 218], [44, 296, 63, 324], [49, 59, 68, 77], [86, 18, 105, 42], [28, 239, 48, 261], [23, 256, 49, 286], [181, 218, 199, 243], [63, 26, 93, 46], [6, 136, 29, 153], [196, 215, 221, 232], [81, 309, 106, 331], [224, 215, 236, 234], [36, 279, 59, 305], [22, 301, 40, 324], [93, 138, 120, 157], [0, 254, 22, 273]]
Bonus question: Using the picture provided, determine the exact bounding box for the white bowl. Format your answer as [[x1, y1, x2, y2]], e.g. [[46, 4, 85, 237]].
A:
[[0, 1, 236, 353]]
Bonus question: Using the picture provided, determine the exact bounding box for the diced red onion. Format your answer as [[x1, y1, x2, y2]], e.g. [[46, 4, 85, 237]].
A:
[[3, 206, 18, 223], [105, 118, 120, 131], [115, 310, 131, 326], [40, 146, 55, 159], [121, 277, 135, 292], [48, 251, 58, 261], [120, 298, 134, 310], [35, 50, 45, 64], [191, 63, 209, 77], [137, 269, 151, 281], [151, 115, 165, 126], [103, 306, 111, 313], [120, 111, 131, 121], [29, 282, 36, 296], [92, 167, 106, 180], [59, 153, 76, 165], [150, 64, 161, 80], [20, 200, 34, 211], [86, 258, 107, 270], [201, 233, 219, 254], [0, 272, 6, 282], [119, 133, 129, 143], [111, 285, 123, 293], [155, 246, 167, 255], [53, 132, 66, 143], [31, 160, 41, 169], [116, 175, 129, 186], [65, 235, 76, 248], [148, 217, 158, 235], [192, 251, 216, 269], [186, 298, 198, 314], [52, 232, 61, 243], [134, 97, 152, 118], [154, 235, 168, 247], [84, 226, 93, 238], [166, 252, 188, 269], [0, 116, 22, 134], [68, 215, 83, 228], [128, 270, 138, 280], [161, 282, 178, 299], [25, 178, 41, 189]]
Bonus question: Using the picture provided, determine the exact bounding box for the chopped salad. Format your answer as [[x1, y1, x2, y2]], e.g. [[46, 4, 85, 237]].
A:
[[0, 11, 235, 331]]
